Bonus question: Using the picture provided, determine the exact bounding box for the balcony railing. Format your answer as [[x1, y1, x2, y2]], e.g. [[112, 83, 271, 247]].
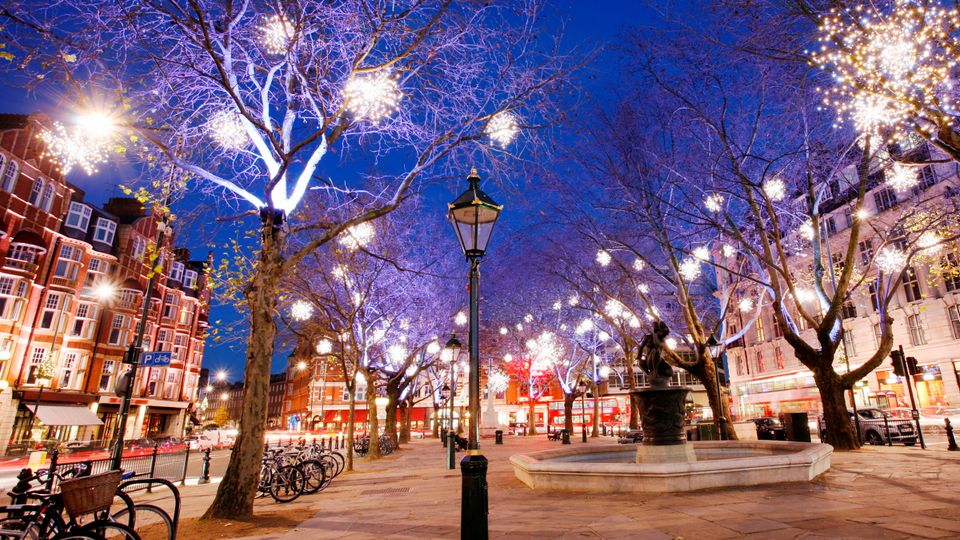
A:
[[2, 259, 38, 274]]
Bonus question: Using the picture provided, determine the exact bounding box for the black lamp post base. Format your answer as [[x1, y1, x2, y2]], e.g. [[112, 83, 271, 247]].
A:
[[460, 453, 488, 540]]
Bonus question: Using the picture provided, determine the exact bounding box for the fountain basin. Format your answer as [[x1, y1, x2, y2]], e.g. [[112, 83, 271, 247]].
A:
[[510, 441, 832, 493]]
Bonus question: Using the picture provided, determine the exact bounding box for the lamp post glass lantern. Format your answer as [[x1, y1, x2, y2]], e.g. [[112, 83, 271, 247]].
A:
[[448, 168, 501, 539]]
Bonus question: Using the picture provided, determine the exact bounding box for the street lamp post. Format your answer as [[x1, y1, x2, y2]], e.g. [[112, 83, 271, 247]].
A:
[[27, 377, 51, 442], [444, 335, 461, 470], [447, 168, 502, 540], [577, 381, 588, 443]]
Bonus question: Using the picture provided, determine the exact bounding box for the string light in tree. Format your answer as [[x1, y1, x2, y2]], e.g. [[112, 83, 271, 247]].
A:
[[738, 298, 754, 313], [918, 230, 942, 254], [344, 70, 402, 122], [876, 246, 908, 274], [637, 282, 650, 294], [290, 300, 313, 321], [207, 109, 248, 150], [568, 295, 579, 306], [488, 370, 510, 393], [722, 244, 736, 258], [38, 110, 118, 175], [886, 163, 919, 192], [338, 221, 375, 250], [261, 14, 294, 55], [455, 311, 468, 326], [632, 258, 645, 272], [679, 258, 701, 281], [764, 177, 787, 202], [692, 246, 710, 261], [704, 193, 725, 213], [485, 111, 520, 147], [596, 249, 612, 267]]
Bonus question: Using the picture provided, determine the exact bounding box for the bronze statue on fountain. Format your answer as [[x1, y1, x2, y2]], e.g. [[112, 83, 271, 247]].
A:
[[633, 322, 694, 458]]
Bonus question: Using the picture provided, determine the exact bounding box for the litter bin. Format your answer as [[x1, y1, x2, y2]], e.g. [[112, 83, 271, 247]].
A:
[[698, 423, 718, 441], [495, 430, 503, 445], [783, 412, 811, 442], [561, 429, 571, 444], [686, 426, 700, 441]]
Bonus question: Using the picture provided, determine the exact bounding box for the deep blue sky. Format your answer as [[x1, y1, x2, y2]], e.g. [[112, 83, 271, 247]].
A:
[[0, 1, 672, 380]]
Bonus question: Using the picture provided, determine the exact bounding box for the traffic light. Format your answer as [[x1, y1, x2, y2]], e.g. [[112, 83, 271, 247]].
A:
[[906, 356, 921, 376], [890, 349, 905, 377]]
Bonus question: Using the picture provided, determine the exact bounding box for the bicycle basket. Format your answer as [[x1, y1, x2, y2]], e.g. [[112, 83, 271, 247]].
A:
[[59, 470, 122, 519]]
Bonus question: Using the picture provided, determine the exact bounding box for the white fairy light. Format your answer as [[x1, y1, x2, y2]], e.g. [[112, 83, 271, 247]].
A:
[[290, 300, 313, 321], [628, 315, 641, 328], [499, 327, 508, 335], [39, 114, 116, 175], [575, 318, 594, 335], [344, 71, 401, 123], [553, 301, 562, 311], [918, 230, 942, 254], [704, 193, 725, 213], [679, 258, 701, 281], [455, 311, 468, 326], [316, 338, 333, 355], [722, 244, 736, 258], [665, 337, 678, 350], [338, 222, 375, 250], [795, 288, 816, 303], [886, 163, 919, 192], [637, 283, 650, 294], [568, 295, 579, 306], [633, 258, 645, 272], [738, 298, 754, 313], [876, 246, 908, 274], [855, 208, 871, 221], [692, 246, 710, 261], [596, 250, 612, 267], [597, 330, 610, 342], [388, 344, 407, 364], [515, 323, 523, 332], [489, 370, 510, 393], [503, 353, 513, 362], [372, 327, 386, 342], [261, 14, 294, 55], [207, 109, 248, 150], [763, 177, 787, 202], [485, 111, 520, 147], [604, 299, 625, 319], [800, 220, 815, 241], [524, 313, 534, 323], [599, 365, 612, 378], [426, 341, 441, 355]]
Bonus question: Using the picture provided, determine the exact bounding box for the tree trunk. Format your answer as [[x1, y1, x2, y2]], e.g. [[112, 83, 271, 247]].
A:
[[623, 343, 640, 429], [400, 402, 412, 443], [563, 392, 575, 434], [696, 357, 739, 441], [366, 386, 381, 459], [591, 383, 600, 437], [203, 216, 283, 519], [346, 393, 356, 471], [815, 366, 860, 451], [527, 398, 537, 436], [383, 397, 398, 447], [432, 405, 440, 438]]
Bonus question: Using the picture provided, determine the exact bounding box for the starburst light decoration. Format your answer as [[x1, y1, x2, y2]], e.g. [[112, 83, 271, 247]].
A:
[[488, 370, 510, 393], [812, 1, 960, 140], [876, 246, 908, 273], [39, 112, 117, 175], [604, 299, 626, 319], [485, 111, 520, 147], [343, 71, 402, 123], [207, 109, 248, 150], [692, 246, 710, 261], [290, 300, 313, 321], [738, 298, 754, 313], [763, 177, 787, 202], [568, 295, 579, 306], [499, 327, 508, 335], [918, 230, 942, 254], [596, 249, 612, 267], [388, 344, 407, 365], [795, 288, 816, 303], [316, 338, 333, 355], [679, 258, 701, 281], [800, 220, 815, 241], [637, 283, 650, 294], [553, 301, 562, 311], [455, 311, 468, 326], [722, 244, 736, 258], [261, 14, 294, 55], [704, 193, 725, 213], [575, 318, 594, 335], [886, 163, 919, 192], [665, 337, 678, 350], [633, 258, 645, 272], [338, 222, 375, 250]]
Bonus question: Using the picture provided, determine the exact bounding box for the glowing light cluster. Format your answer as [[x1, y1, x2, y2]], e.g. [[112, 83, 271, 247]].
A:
[[722, 244, 736, 258], [290, 300, 313, 321], [876, 246, 908, 274], [886, 163, 919, 192], [800, 220, 815, 241], [738, 298, 754, 313], [692, 246, 710, 261], [344, 71, 401, 123], [764, 177, 787, 202], [527, 331, 562, 374], [665, 337, 678, 350], [488, 370, 510, 393], [679, 258, 701, 281], [596, 249, 612, 267], [795, 288, 816, 303], [633, 258, 645, 272], [39, 112, 117, 175], [455, 311, 468, 326], [316, 338, 333, 355], [207, 109, 248, 150], [575, 318, 595, 335], [812, 1, 960, 140], [637, 283, 650, 294], [338, 222, 375, 250], [604, 298, 627, 319], [704, 193, 725, 213], [485, 111, 520, 147], [261, 14, 294, 55], [918, 230, 942, 254]]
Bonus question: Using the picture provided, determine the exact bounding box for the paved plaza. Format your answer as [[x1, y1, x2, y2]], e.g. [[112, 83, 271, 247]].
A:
[[154, 436, 960, 539]]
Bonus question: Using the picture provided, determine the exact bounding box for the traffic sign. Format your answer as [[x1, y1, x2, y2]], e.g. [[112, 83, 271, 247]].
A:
[[141, 351, 173, 367]]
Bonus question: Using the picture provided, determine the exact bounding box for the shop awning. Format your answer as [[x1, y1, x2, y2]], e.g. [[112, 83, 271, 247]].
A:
[[28, 405, 102, 426]]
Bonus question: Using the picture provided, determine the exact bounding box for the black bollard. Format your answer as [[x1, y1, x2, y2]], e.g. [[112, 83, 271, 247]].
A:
[[11, 469, 33, 504], [601, 424, 607, 437], [946, 419, 959, 451], [199, 448, 212, 484], [446, 431, 456, 470], [561, 429, 570, 445], [46, 449, 59, 491], [495, 430, 503, 445], [460, 454, 489, 540], [441, 428, 448, 448]]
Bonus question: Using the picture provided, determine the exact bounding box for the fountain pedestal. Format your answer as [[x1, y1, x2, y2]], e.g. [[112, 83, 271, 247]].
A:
[[632, 386, 696, 464]]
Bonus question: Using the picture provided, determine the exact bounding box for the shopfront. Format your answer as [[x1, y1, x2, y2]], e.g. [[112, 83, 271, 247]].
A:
[[876, 366, 948, 409]]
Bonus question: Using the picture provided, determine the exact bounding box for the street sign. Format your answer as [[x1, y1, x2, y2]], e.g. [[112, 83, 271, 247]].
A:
[[140, 351, 173, 367]]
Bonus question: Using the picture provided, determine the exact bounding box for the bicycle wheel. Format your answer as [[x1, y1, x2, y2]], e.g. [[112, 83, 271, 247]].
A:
[[71, 521, 140, 540], [299, 460, 325, 495], [111, 504, 173, 540], [269, 466, 304, 503], [329, 451, 345, 477], [106, 491, 136, 528]]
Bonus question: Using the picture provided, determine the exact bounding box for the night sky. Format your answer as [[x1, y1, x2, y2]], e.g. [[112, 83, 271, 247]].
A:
[[0, 1, 673, 380]]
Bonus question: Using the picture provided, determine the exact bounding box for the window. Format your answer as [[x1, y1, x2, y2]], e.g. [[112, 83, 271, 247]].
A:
[[148, 369, 161, 396], [26, 347, 46, 385], [88, 258, 103, 273], [1, 160, 16, 191], [903, 267, 923, 302], [28, 178, 43, 205], [65, 203, 92, 231], [843, 209, 853, 229], [0, 154, 5, 186], [842, 330, 856, 357], [169, 262, 184, 283], [943, 254, 960, 292], [868, 282, 880, 311], [108, 314, 128, 345], [824, 216, 837, 236], [39, 293, 69, 330], [70, 302, 98, 339], [93, 218, 117, 244], [907, 314, 926, 345], [841, 301, 857, 319], [60, 352, 78, 388], [162, 293, 179, 320], [7, 244, 39, 264], [53, 244, 82, 281], [754, 317, 765, 342], [173, 334, 188, 363], [39, 183, 54, 212], [756, 351, 765, 373], [772, 317, 783, 338], [859, 239, 874, 266], [0, 277, 24, 321], [164, 369, 180, 400], [874, 187, 897, 212], [917, 165, 938, 190], [873, 323, 883, 348], [183, 270, 198, 290], [99, 360, 116, 392], [178, 301, 195, 325], [132, 237, 147, 261], [949, 306, 960, 339], [775, 346, 785, 369]]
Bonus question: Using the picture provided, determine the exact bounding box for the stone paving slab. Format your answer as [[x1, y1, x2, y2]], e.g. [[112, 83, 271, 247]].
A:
[[160, 436, 960, 539]]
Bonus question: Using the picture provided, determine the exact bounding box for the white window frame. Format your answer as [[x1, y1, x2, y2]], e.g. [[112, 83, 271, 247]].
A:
[[93, 218, 117, 244], [169, 262, 184, 283], [65, 202, 92, 231], [28, 178, 43, 205], [39, 182, 55, 212], [1, 159, 16, 192], [183, 270, 198, 289]]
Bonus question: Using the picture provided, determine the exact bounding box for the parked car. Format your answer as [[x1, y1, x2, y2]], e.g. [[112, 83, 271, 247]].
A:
[[818, 408, 917, 446], [617, 429, 643, 444], [752, 417, 787, 440]]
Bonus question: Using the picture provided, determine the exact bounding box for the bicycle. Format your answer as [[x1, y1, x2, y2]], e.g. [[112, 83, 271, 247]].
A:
[[257, 449, 305, 503]]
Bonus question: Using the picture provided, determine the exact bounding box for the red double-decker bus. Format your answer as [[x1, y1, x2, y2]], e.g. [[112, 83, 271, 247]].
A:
[[546, 397, 623, 430]]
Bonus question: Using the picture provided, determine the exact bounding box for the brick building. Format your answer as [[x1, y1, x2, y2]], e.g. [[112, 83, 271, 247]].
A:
[[0, 113, 211, 453]]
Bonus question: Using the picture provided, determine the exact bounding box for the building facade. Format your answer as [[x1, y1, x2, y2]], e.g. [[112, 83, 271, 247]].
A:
[[725, 142, 960, 420], [0, 113, 211, 453]]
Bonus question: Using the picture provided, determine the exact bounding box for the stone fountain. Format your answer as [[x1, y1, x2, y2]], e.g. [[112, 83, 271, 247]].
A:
[[510, 323, 832, 493]]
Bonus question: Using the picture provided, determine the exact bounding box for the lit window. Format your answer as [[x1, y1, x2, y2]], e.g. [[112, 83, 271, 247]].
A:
[[1, 160, 17, 191], [39, 182, 55, 212], [93, 218, 117, 244], [65, 202, 92, 231], [907, 314, 926, 346], [132, 237, 147, 261], [183, 270, 198, 289], [169, 262, 184, 283], [28, 178, 43, 205]]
